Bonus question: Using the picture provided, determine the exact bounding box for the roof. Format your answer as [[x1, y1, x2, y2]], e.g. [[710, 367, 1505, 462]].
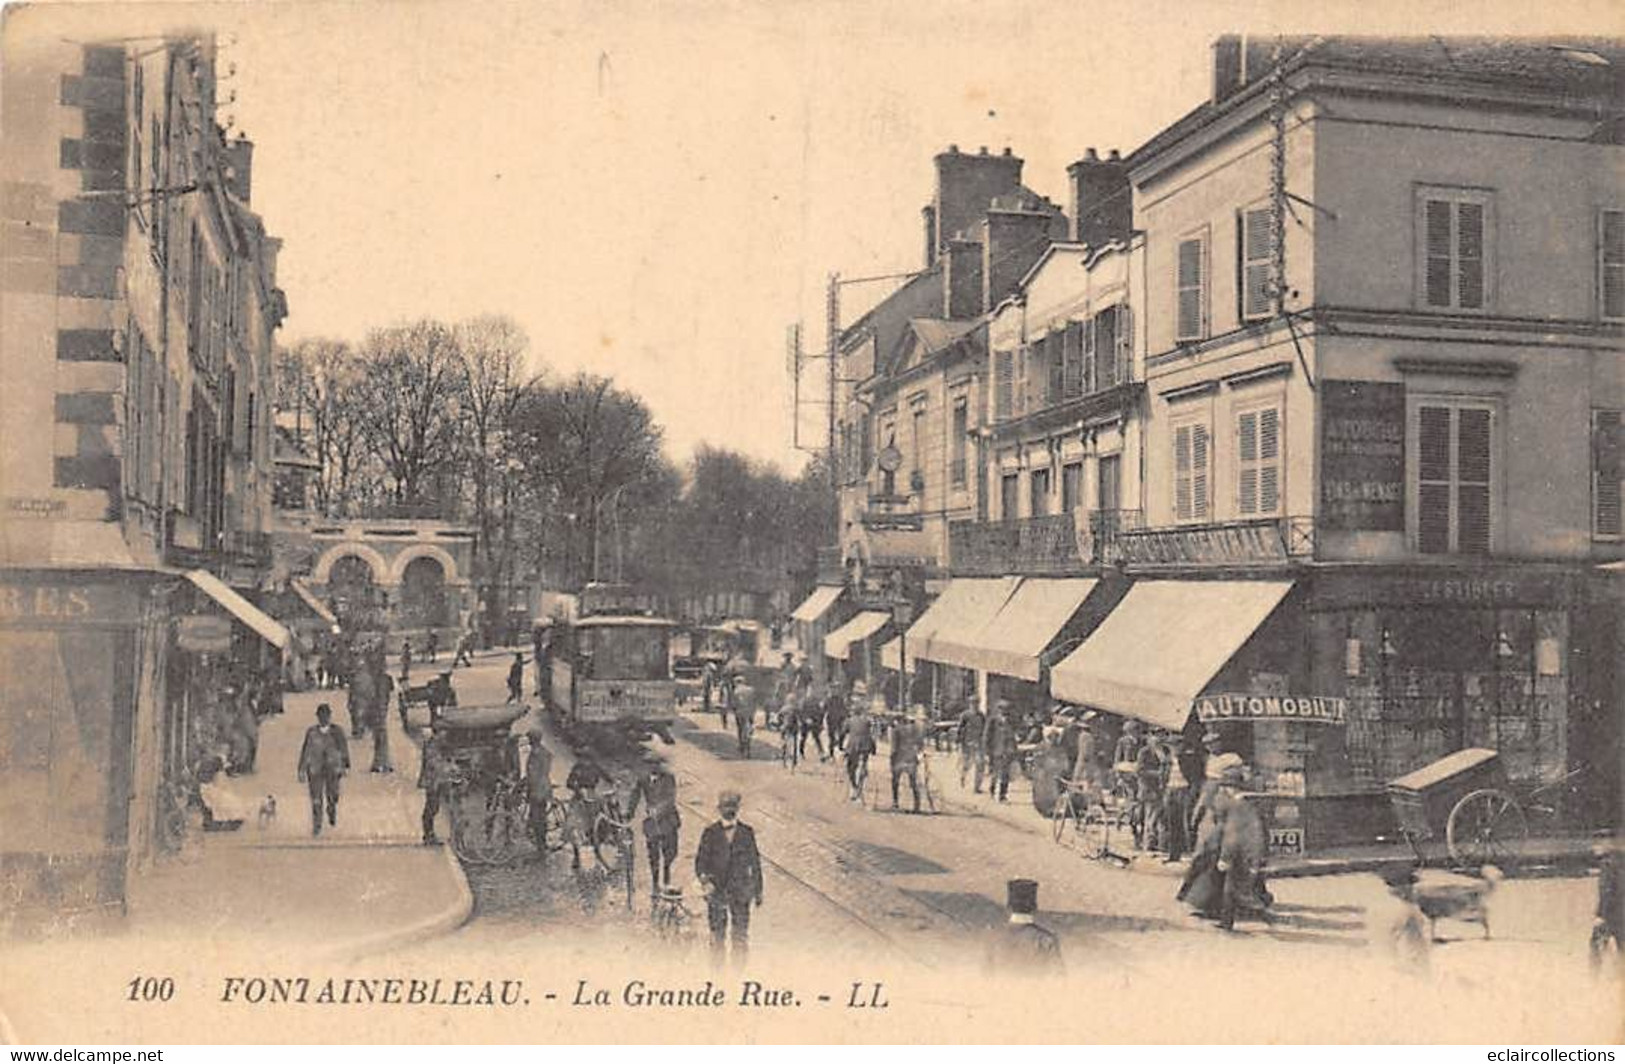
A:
[[1129, 36, 1625, 170], [838, 265, 943, 357], [574, 615, 677, 628], [908, 317, 978, 355]]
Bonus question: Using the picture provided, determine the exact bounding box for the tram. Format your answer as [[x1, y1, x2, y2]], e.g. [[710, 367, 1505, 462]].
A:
[[543, 583, 678, 741]]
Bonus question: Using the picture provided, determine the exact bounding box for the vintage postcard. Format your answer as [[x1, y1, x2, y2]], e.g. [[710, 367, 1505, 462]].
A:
[[1, 0, 1622, 1046]]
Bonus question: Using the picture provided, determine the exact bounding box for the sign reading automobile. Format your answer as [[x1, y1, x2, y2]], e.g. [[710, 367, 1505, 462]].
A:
[[1194, 693, 1348, 725]]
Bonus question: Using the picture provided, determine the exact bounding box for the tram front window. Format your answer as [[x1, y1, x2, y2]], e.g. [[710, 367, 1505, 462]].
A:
[[580, 627, 669, 681]]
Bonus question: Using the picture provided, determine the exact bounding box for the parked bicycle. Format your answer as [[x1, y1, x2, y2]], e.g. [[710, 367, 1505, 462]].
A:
[[650, 885, 697, 951]]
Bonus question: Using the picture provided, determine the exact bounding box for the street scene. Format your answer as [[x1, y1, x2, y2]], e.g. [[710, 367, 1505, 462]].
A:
[[0, 1, 1622, 1047]]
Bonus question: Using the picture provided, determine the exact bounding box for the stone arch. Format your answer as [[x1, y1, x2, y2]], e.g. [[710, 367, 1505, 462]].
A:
[[312, 542, 391, 586], [388, 542, 464, 586]]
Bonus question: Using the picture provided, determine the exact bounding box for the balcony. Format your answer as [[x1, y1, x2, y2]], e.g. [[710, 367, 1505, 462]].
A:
[[1106, 515, 1316, 568], [949, 510, 1144, 576]]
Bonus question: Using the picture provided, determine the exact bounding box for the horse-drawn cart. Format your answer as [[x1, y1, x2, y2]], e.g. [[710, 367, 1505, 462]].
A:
[[429, 704, 560, 866]]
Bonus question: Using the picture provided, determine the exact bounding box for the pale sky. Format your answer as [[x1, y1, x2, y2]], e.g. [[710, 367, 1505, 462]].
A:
[[19, 0, 1623, 471]]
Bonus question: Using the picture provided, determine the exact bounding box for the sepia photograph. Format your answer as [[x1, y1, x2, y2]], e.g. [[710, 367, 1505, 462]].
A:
[[0, 0, 1621, 1047]]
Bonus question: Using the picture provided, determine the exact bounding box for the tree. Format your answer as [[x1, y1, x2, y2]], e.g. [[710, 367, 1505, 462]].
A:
[[510, 372, 664, 585], [454, 314, 540, 627], [352, 320, 468, 510], [274, 338, 377, 515]]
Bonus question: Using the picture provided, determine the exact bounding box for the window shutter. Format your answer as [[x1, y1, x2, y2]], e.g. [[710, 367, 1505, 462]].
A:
[[1602, 211, 1625, 320], [1595, 409, 1623, 537], [1424, 200, 1453, 308], [1192, 423, 1210, 518], [994, 350, 1013, 420], [1241, 208, 1273, 319], [1456, 407, 1492, 553], [1417, 405, 1452, 553], [1258, 406, 1281, 514], [1062, 322, 1082, 398], [1046, 333, 1063, 404], [1176, 238, 1204, 340], [1238, 410, 1259, 514], [1082, 317, 1096, 395], [1174, 424, 1193, 520], [1456, 202, 1485, 310], [1115, 305, 1134, 384]]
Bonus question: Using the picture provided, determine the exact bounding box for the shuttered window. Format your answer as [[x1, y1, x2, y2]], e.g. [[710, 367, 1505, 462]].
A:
[[1237, 404, 1282, 516], [1094, 309, 1119, 389], [1030, 467, 1050, 518], [1595, 409, 1623, 538], [1414, 402, 1495, 555], [1045, 332, 1064, 405], [1238, 207, 1274, 320], [950, 400, 968, 488], [1418, 188, 1492, 311], [1114, 304, 1134, 385], [1174, 420, 1211, 522], [1600, 210, 1625, 321], [1061, 462, 1083, 513], [1176, 233, 1207, 341], [1062, 322, 1084, 398], [994, 349, 1014, 421], [1082, 315, 1097, 395]]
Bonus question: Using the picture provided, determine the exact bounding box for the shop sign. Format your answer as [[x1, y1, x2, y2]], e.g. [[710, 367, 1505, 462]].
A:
[[1268, 826, 1305, 855], [1113, 521, 1288, 566], [1320, 380, 1405, 532], [4, 496, 67, 518], [1194, 692, 1348, 725], [1315, 570, 1582, 609], [0, 582, 120, 624], [176, 614, 233, 653]]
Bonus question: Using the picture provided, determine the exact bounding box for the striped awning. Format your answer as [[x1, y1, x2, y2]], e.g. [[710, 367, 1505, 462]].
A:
[[791, 585, 844, 624], [823, 611, 891, 661]]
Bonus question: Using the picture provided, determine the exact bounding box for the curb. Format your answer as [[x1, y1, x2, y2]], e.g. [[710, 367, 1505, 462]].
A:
[[320, 747, 474, 963]]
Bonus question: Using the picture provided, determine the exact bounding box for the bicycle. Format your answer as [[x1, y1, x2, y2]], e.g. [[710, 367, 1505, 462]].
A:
[[650, 885, 697, 951], [590, 797, 637, 909], [448, 773, 529, 867]]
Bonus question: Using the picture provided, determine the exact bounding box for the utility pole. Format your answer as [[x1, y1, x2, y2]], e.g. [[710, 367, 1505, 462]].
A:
[[826, 272, 841, 513]]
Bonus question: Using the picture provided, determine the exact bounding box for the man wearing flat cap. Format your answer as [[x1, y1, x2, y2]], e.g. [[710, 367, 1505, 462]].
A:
[[695, 789, 764, 965], [984, 878, 1063, 975]]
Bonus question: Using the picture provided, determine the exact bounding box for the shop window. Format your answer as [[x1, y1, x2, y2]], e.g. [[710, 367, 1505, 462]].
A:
[[1237, 403, 1282, 516], [1173, 419, 1211, 522], [1596, 409, 1623, 538], [1416, 186, 1493, 312], [1413, 401, 1495, 555]]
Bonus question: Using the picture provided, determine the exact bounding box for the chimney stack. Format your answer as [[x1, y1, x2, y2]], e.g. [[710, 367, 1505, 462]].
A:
[[981, 206, 1054, 313], [943, 234, 983, 320], [1067, 147, 1131, 250], [929, 143, 1024, 263], [922, 205, 938, 268], [1212, 35, 1243, 101]]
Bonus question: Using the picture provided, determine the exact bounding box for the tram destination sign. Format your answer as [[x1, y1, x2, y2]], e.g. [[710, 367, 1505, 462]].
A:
[[1194, 692, 1348, 725]]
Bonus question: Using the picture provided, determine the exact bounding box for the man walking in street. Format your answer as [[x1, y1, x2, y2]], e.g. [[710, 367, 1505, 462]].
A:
[[346, 664, 375, 739], [368, 669, 395, 773], [983, 878, 1063, 976], [636, 754, 681, 894], [694, 790, 763, 967], [844, 704, 876, 802], [399, 638, 413, 683], [453, 630, 475, 668], [506, 653, 525, 704], [890, 708, 925, 813], [418, 726, 453, 846], [956, 699, 986, 792], [425, 630, 439, 664], [523, 728, 554, 858], [983, 700, 1018, 803], [296, 704, 350, 837], [822, 681, 848, 757], [732, 681, 756, 758]]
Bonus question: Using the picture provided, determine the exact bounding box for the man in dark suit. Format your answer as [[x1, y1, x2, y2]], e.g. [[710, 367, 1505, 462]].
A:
[[694, 790, 763, 966], [297, 704, 350, 837], [984, 878, 1063, 976]]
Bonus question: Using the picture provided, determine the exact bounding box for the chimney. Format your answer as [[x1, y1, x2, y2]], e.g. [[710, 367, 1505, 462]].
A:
[[943, 235, 983, 320], [922, 204, 938, 268], [1212, 34, 1243, 101], [1067, 147, 1131, 250], [981, 207, 1053, 314], [932, 143, 1023, 262], [223, 134, 253, 202]]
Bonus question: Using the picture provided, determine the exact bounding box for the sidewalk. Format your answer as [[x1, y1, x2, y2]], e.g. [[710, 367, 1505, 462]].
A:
[[925, 748, 1606, 880], [123, 682, 472, 960]]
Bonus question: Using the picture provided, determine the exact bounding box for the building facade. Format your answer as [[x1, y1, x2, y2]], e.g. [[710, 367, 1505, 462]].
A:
[[0, 34, 288, 926]]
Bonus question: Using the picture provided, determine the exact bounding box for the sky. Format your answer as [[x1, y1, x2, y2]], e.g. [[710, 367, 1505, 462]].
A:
[[15, 0, 1622, 472]]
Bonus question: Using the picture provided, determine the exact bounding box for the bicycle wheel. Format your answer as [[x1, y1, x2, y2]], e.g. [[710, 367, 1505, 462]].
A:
[[542, 799, 568, 853], [1080, 806, 1109, 859], [592, 814, 630, 874], [1051, 793, 1076, 844], [1446, 788, 1529, 867], [449, 786, 496, 865]]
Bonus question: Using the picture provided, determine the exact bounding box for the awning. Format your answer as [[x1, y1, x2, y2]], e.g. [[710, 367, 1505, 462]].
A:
[[291, 578, 339, 628], [186, 570, 292, 651], [824, 611, 890, 661], [880, 637, 903, 671], [953, 578, 1098, 681], [1050, 580, 1293, 730], [791, 585, 844, 624], [909, 577, 1020, 670]]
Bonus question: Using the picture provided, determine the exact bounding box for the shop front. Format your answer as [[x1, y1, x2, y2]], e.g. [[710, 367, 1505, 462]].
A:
[[789, 584, 846, 684], [894, 577, 1019, 715], [823, 610, 892, 693]]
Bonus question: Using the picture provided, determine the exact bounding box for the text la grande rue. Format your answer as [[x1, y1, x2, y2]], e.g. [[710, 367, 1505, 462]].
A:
[[573, 979, 888, 1010]]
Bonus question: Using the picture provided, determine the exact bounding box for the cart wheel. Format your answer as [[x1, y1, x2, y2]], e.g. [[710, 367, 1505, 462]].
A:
[[1080, 806, 1109, 859], [1446, 788, 1529, 868]]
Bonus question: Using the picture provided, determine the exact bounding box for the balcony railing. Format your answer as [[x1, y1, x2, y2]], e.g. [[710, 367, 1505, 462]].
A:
[[949, 509, 1144, 576], [1105, 514, 1316, 568]]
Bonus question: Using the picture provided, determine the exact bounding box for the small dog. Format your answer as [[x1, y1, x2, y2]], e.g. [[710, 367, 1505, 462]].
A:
[[257, 795, 278, 830], [1414, 864, 1502, 941]]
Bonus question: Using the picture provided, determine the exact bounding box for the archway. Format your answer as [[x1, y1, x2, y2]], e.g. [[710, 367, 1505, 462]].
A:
[[398, 555, 450, 630], [327, 554, 380, 624]]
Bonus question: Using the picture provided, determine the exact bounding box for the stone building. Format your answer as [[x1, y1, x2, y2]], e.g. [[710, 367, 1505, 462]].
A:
[[0, 32, 288, 924]]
